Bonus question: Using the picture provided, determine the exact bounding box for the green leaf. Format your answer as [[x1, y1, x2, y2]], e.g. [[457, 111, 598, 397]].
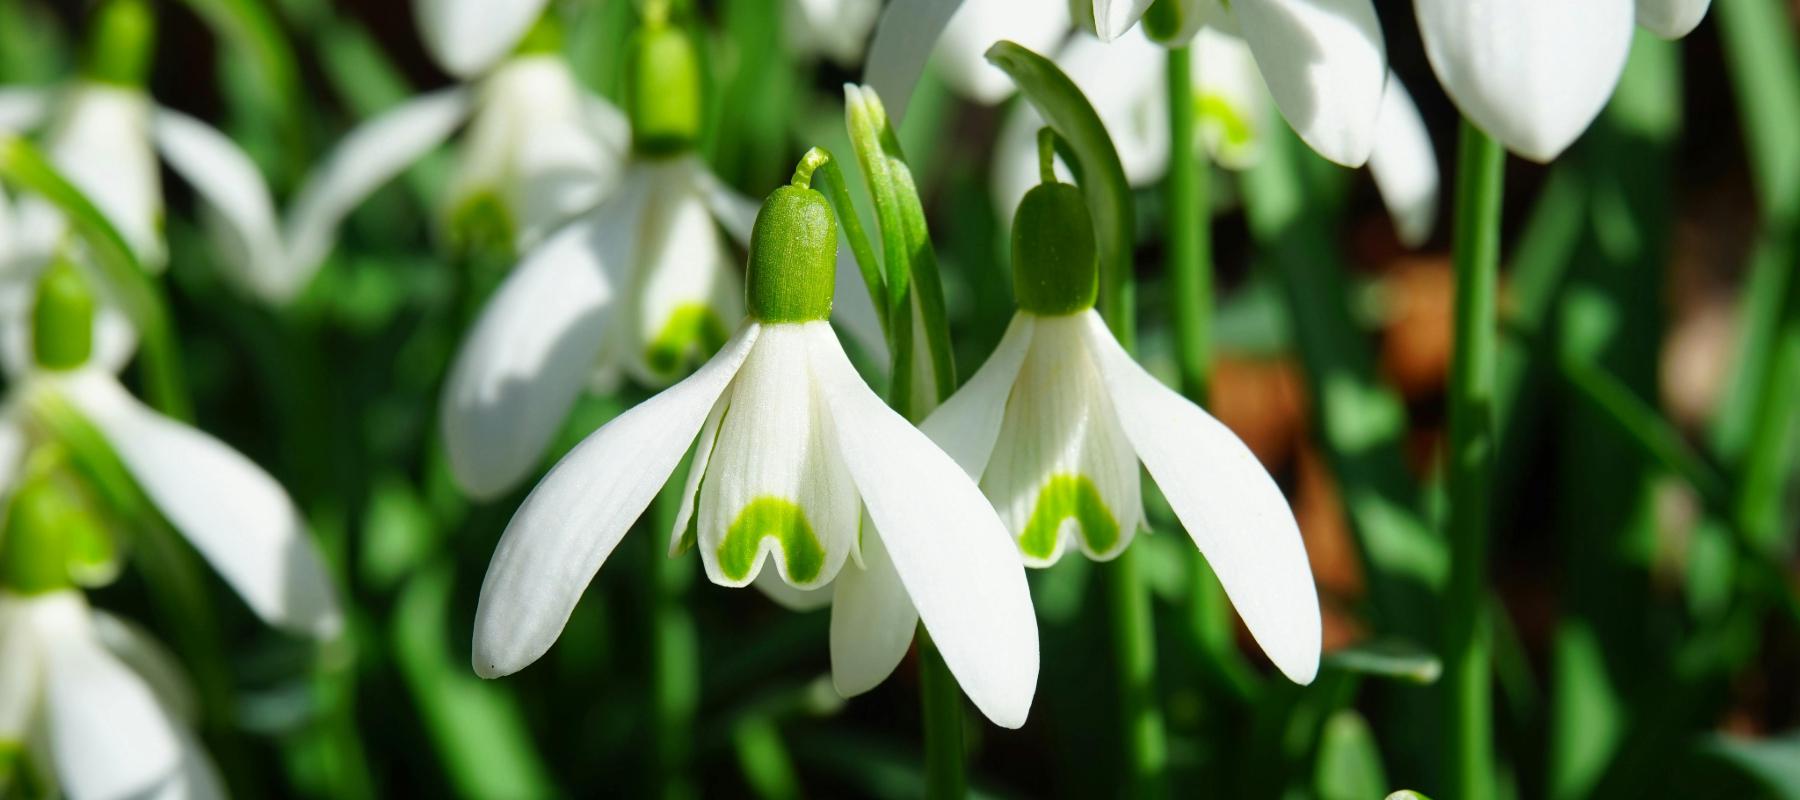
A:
[[1324, 639, 1443, 685], [1316, 710, 1389, 800], [984, 40, 1134, 340]]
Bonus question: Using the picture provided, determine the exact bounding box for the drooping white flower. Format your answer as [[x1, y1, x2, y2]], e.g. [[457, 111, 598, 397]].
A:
[[991, 28, 1439, 247], [281, 8, 626, 301], [439, 155, 752, 499], [866, 0, 1387, 167], [786, 0, 884, 67], [0, 263, 341, 639], [0, 82, 288, 300], [1413, 0, 1712, 162], [0, 591, 223, 800], [922, 176, 1321, 683], [471, 181, 1039, 728]]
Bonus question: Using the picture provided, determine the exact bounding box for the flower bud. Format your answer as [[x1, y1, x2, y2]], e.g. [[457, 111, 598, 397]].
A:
[[624, 23, 702, 156], [83, 0, 155, 87], [1011, 181, 1098, 316], [746, 185, 836, 323], [33, 258, 95, 371]]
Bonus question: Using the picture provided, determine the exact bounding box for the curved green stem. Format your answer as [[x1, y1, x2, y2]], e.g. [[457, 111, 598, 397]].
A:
[[1444, 120, 1505, 800]]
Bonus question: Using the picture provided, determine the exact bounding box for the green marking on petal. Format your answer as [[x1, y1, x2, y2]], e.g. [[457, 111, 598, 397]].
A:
[[1018, 473, 1119, 561], [1198, 93, 1255, 151], [645, 303, 729, 378], [448, 190, 516, 262], [719, 496, 825, 584]]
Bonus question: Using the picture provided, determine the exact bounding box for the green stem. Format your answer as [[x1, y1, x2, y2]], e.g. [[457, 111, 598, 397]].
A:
[[918, 631, 966, 799], [1166, 46, 1211, 403], [650, 464, 698, 800], [1443, 120, 1504, 800]]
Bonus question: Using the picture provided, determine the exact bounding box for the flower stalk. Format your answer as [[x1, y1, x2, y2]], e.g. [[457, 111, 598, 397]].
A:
[[1444, 118, 1505, 800]]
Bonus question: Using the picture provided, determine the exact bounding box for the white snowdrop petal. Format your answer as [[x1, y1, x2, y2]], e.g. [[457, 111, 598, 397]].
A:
[[472, 323, 761, 679], [1091, 0, 1153, 41], [91, 613, 198, 725], [1368, 74, 1440, 249], [59, 371, 343, 639], [0, 87, 50, 132], [697, 324, 858, 591], [789, 0, 884, 66], [1193, 28, 1272, 171], [862, 0, 966, 119], [920, 312, 1034, 477], [283, 88, 473, 299], [623, 160, 743, 386], [1636, 0, 1711, 40], [1080, 311, 1320, 683], [932, 0, 1072, 105], [1415, 0, 1633, 162], [47, 84, 164, 268], [830, 519, 919, 696], [1234, 0, 1386, 167], [980, 314, 1142, 566], [441, 187, 641, 500], [40, 597, 183, 800], [0, 415, 25, 496], [150, 108, 286, 300], [808, 325, 1039, 728], [670, 392, 728, 557], [752, 567, 835, 611], [0, 594, 43, 740], [413, 0, 552, 79]]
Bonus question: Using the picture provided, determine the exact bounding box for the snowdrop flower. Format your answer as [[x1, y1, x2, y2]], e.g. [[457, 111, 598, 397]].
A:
[[1414, 0, 1712, 162], [439, 21, 769, 500], [471, 169, 1039, 728], [866, 0, 1386, 166], [0, 590, 222, 800], [0, 0, 288, 299], [787, 0, 883, 67], [280, 3, 626, 300], [0, 260, 341, 639], [992, 29, 1440, 247], [922, 169, 1320, 683]]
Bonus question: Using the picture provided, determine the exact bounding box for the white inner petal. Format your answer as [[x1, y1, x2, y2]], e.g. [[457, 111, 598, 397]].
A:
[[698, 323, 858, 590], [621, 158, 743, 387], [981, 314, 1141, 566]]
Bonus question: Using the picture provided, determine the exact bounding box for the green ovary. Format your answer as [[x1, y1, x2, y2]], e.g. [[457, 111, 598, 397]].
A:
[[1197, 93, 1255, 150], [1017, 473, 1119, 561], [646, 303, 729, 377], [718, 497, 826, 584]]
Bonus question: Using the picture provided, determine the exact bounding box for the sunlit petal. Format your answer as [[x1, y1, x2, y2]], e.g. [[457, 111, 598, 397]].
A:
[[413, 0, 552, 79], [1368, 73, 1440, 248], [1636, 0, 1711, 39], [1234, 0, 1386, 167], [920, 312, 1034, 476], [830, 520, 918, 697], [150, 108, 285, 300], [933, 0, 1072, 105]]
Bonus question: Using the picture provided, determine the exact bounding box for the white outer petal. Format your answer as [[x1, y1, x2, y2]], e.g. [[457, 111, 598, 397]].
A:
[[809, 325, 1039, 728], [0, 87, 51, 132], [863, 0, 967, 120], [1091, 0, 1154, 41], [919, 312, 1034, 477], [932, 0, 1072, 105], [35, 593, 182, 800], [91, 612, 197, 724], [150, 108, 285, 300], [1234, 0, 1385, 167], [413, 0, 552, 79], [46, 84, 165, 269], [1080, 311, 1319, 683], [0, 593, 43, 741], [1415, 0, 1633, 162], [788, 0, 883, 66], [472, 323, 760, 679], [830, 519, 918, 697], [440, 188, 640, 499], [1636, 0, 1711, 39], [1367, 74, 1439, 249], [57, 370, 343, 639], [282, 88, 472, 300], [1193, 27, 1272, 171]]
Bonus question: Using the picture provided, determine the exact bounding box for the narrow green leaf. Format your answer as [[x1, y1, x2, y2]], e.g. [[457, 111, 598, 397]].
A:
[[1324, 640, 1444, 685], [1316, 710, 1389, 800], [806, 149, 888, 333]]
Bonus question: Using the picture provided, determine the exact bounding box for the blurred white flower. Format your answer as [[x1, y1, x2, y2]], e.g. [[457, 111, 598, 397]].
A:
[[921, 301, 1319, 685], [867, 0, 1388, 167], [0, 82, 288, 301], [787, 0, 883, 66], [991, 28, 1440, 247], [1414, 0, 1712, 162], [281, 4, 626, 301], [470, 186, 1039, 729], [0, 590, 224, 800], [439, 155, 753, 500]]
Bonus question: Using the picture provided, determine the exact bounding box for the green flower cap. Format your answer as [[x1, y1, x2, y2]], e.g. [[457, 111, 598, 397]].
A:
[[746, 159, 837, 323], [624, 20, 702, 157], [1011, 165, 1098, 315], [33, 257, 94, 371], [82, 0, 155, 87], [0, 461, 84, 595]]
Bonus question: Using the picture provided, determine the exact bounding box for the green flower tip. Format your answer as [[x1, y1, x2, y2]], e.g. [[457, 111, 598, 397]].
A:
[[746, 184, 837, 323], [625, 21, 702, 157], [1012, 181, 1098, 316], [82, 0, 155, 87], [33, 258, 94, 371]]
